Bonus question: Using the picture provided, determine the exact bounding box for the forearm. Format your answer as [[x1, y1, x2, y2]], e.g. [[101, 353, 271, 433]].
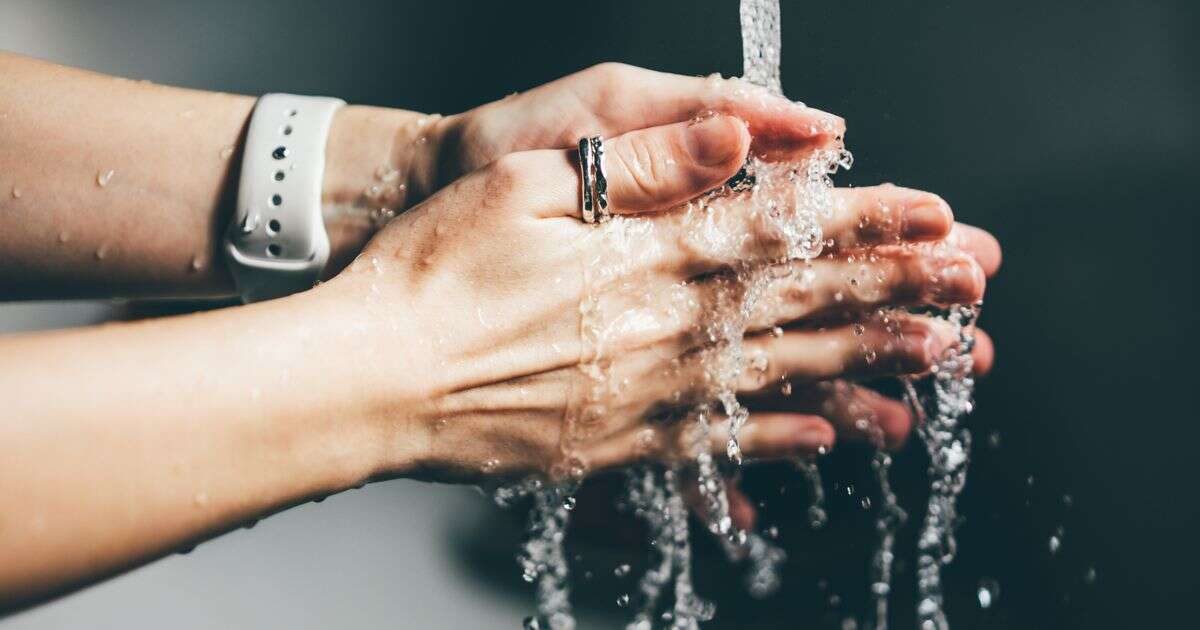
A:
[[0, 285, 416, 608], [0, 52, 448, 299]]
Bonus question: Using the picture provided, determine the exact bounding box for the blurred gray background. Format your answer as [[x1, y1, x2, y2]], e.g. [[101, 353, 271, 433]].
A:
[[1, 1, 1196, 628]]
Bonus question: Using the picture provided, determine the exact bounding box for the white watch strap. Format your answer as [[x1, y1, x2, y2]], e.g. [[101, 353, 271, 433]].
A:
[[224, 93, 345, 303]]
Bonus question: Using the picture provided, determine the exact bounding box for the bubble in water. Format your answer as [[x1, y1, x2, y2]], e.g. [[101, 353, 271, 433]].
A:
[[977, 578, 1000, 609]]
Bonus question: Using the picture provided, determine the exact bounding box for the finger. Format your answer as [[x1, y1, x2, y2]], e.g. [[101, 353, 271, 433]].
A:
[[948, 223, 1002, 277], [525, 114, 751, 218], [655, 183, 956, 276], [725, 482, 758, 532], [823, 185, 955, 249], [680, 472, 759, 533], [746, 381, 915, 450], [583, 412, 833, 472], [972, 327, 995, 375], [708, 412, 835, 461], [560, 63, 845, 159], [740, 249, 986, 329], [737, 315, 960, 389]]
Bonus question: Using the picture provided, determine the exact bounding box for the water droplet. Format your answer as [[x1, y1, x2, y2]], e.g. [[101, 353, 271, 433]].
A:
[[562, 496, 577, 511], [96, 169, 115, 187], [1048, 534, 1062, 555], [1084, 565, 1098, 585], [57, 231, 70, 244], [190, 255, 205, 272], [11, 186, 21, 199], [616, 593, 630, 607], [614, 563, 631, 577], [94, 243, 110, 260], [780, 381, 792, 396], [522, 616, 542, 630], [977, 578, 999, 609]]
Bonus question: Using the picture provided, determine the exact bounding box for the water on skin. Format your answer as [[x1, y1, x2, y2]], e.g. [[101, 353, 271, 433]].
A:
[[510, 1, 981, 626]]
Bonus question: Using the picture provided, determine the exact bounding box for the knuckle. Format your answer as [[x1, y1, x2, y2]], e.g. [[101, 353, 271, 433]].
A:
[[589, 61, 635, 82], [613, 137, 661, 200], [486, 152, 533, 198], [893, 323, 936, 372]]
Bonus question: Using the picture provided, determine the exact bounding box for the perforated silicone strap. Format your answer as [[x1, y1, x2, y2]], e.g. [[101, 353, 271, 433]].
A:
[[224, 94, 345, 303]]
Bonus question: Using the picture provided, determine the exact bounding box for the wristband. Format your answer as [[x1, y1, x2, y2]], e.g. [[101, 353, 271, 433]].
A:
[[224, 94, 345, 303]]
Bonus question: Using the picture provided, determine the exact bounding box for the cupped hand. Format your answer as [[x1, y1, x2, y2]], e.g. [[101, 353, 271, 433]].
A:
[[319, 105, 1000, 489], [429, 63, 844, 194]]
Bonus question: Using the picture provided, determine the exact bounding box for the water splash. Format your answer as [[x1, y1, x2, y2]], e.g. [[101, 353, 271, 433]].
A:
[[904, 304, 979, 630], [504, 2, 982, 627]]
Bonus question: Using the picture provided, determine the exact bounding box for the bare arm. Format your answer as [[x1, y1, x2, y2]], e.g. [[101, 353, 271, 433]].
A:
[[0, 56, 1001, 614], [0, 287, 402, 609], [0, 52, 442, 299]]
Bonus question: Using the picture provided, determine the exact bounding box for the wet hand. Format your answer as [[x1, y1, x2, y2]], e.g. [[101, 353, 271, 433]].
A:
[[315, 101, 998, 488], [429, 62, 844, 191]]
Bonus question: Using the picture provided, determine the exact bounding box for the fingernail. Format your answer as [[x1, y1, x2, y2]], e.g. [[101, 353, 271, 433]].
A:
[[804, 107, 846, 136], [932, 257, 984, 303], [902, 199, 952, 239], [798, 424, 835, 453], [686, 114, 745, 167]]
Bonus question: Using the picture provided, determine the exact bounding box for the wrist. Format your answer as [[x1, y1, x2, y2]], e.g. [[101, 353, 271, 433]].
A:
[[294, 278, 437, 480], [320, 105, 454, 277]]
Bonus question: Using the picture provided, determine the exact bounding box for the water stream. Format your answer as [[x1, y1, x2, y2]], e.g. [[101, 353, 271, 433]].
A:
[[512, 2, 980, 628]]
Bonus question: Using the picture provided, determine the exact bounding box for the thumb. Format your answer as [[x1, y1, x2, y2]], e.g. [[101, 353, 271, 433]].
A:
[[602, 114, 750, 215], [527, 114, 751, 219]]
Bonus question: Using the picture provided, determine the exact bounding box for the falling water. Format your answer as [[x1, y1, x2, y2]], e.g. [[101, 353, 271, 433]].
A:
[[508, 1, 980, 628], [904, 304, 979, 630]]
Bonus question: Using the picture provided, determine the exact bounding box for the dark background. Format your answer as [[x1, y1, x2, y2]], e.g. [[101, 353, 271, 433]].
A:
[[3, 1, 1197, 628]]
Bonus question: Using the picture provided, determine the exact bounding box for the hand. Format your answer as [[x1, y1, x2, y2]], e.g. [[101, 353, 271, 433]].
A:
[[317, 106, 999, 488], [321, 63, 844, 275], [711, 220, 1002, 530], [431, 62, 839, 190]]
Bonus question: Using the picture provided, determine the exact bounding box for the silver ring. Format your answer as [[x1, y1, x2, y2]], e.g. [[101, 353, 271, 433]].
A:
[[578, 137, 596, 223], [577, 136, 609, 224], [590, 136, 609, 221]]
